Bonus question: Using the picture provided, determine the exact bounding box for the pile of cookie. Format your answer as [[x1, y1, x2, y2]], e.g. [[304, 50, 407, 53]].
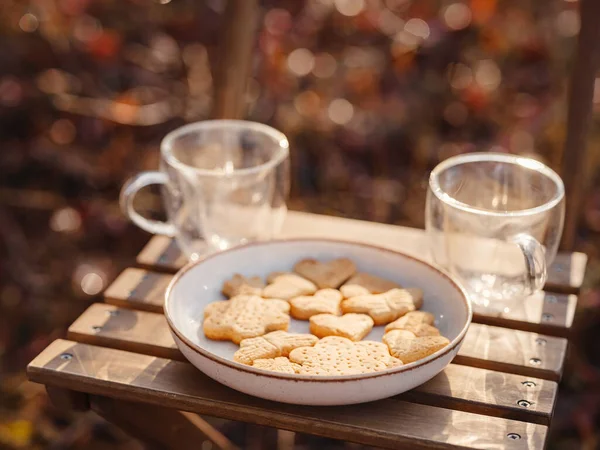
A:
[[203, 258, 450, 375]]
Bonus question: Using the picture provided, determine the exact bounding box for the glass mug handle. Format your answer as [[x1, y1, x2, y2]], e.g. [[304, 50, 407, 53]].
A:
[[510, 233, 547, 295], [120, 171, 177, 237]]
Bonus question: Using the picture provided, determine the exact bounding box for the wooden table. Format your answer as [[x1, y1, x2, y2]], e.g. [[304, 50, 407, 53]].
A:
[[27, 211, 587, 449]]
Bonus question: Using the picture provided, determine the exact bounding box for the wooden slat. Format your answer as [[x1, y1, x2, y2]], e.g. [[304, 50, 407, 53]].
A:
[[69, 303, 563, 399], [136, 211, 587, 294], [454, 325, 566, 381], [104, 268, 171, 312], [28, 340, 548, 450], [105, 268, 577, 337]]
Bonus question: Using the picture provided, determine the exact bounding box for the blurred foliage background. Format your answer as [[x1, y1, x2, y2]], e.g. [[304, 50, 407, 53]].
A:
[[1, 0, 600, 448]]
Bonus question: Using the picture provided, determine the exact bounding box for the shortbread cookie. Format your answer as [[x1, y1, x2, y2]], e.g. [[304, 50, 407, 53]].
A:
[[340, 273, 402, 298], [253, 356, 301, 374], [340, 288, 423, 325], [262, 273, 317, 300], [234, 331, 319, 365], [385, 311, 440, 336], [290, 289, 343, 319], [203, 295, 290, 344], [383, 329, 450, 364], [294, 258, 356, 289], [309, 313, 374, 341], [222, 274, 264, 298], [289, 336, 401, 375]]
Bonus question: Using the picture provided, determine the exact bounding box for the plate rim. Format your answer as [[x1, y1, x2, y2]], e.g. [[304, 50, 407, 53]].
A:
[[164, 237, 472, 382]]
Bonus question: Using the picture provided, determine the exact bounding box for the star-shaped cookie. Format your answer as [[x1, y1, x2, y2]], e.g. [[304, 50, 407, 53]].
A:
[[203, 295, 290, 344]]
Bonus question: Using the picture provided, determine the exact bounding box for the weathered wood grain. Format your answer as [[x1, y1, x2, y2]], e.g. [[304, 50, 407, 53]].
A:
[[28, 340, 548, 450], [67, 303, 558, 423]]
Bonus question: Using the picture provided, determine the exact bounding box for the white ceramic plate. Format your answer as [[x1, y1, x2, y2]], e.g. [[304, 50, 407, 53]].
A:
[[164, 239, 472, 405]]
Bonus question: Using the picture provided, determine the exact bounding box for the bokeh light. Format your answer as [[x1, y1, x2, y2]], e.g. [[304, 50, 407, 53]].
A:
[[328, 98, 354, 125], [475, 59, 501, 92], [442, 3, 472, 31], [80, 273, 104, 295], [50, 207, 82, 233], [449, 63, 473, 90], [313, 53, 337, 78], [556, 10, 580, 37], [294, 90, 321, 116], [49, 119, 76, 145], [73, 15, 103, 43], [73, 264, 106, 296], [19, 13, 39, 33], [287, 48, 315, 77], [334, 0, 365, 17], [404, 18, 430, 40]]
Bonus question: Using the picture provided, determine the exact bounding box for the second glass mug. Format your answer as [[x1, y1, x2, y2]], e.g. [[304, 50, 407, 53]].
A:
[[120, 120, 290, 260], [426, 153, 565, 313]]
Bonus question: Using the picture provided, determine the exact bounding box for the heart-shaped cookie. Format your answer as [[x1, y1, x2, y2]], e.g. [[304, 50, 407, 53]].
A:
[[288, 336, 401, 375], [234, 330, 319, 365], [222, 274, 264, 298], [340, 273, 402, 298], [294, 258, 356, 289], [382, 329, 450, 364], [309, 313, 374, 341], [384, 311, 440, 337], [290, 289, 343, 319], [341, 288, 424, 325], [262, 272, 317, 300], [203, 295, 290, 344]]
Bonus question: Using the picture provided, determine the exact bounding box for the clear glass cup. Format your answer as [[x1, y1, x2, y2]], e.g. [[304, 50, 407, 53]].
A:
[[426, 153, 565, 313], [120, 120, 290, 260]]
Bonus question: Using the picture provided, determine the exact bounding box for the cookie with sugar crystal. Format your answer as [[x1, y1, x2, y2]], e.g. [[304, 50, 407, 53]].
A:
[[289, 336, 401, 375], [385, 311, 440, 337], [340, 273, 402, 298], [253, 356, 301, 374], [203, 295, 290, 344], [290, 289, 343, 319], [383, 329, 450, 364], [309, 313, 374, 341], [234, 330, 318, 365], [294, 258, 356, 289], [262, 272, 317, 300], [340, 288, 424, 325], [222, 274, 264, 298]]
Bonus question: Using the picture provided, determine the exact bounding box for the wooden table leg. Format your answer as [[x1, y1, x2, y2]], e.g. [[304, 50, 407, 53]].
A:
[[89, 395, 239, 450]]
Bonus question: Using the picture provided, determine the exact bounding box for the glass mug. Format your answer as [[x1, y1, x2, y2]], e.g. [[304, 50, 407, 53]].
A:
[[426, 153, 565, 313], [121, 120, 290, 259]]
